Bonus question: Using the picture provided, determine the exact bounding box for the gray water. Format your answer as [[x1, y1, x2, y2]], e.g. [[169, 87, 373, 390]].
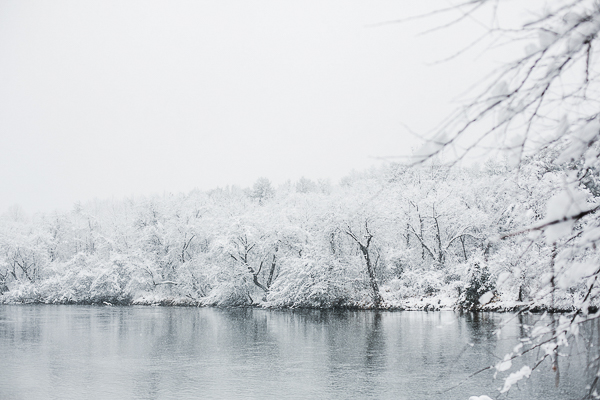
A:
[[0, 306, 591, 399]]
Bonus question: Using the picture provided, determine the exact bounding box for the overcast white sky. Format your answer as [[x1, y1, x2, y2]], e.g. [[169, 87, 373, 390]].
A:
[[0, 1, 522, 214]]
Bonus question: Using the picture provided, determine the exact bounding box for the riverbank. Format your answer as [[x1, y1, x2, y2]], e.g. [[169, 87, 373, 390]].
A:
[[0, 289, 585, 313]]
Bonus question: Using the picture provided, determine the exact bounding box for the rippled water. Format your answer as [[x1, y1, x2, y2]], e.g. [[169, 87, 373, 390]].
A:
[[0, 306, 590, 399]]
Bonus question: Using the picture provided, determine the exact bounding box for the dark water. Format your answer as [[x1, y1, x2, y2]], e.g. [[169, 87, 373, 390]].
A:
[[0, 306, 590, 399]]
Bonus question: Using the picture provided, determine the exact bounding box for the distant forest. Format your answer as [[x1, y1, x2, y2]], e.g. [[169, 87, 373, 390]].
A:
[[0, 154, 597, 311]]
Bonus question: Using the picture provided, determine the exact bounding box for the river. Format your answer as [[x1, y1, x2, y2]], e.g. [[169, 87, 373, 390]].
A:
[[0, 306, 590, 399]]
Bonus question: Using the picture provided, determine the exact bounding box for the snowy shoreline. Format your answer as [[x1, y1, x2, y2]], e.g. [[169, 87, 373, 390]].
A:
[[0, 295, 586, 314]]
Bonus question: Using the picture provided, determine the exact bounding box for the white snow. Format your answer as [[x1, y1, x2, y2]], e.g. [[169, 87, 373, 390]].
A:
[[544, 185, 590, 244], [495, 354, 512, 372], [558, 262, 597, 289], [500, 366, 532, 393], [479, 291, 494, 305]]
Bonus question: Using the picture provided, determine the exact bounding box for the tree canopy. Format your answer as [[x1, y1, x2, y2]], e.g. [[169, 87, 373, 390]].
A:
[[414, 1, 600, 397]]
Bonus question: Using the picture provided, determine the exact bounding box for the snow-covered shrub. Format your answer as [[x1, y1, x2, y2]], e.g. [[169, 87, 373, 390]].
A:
[[458, 256, 495, 310], [0, 281, 40, 303], [385, 249, 417, 279], [201, 278, 252, 307], [382, 269, 444, 300], [266, 256, 369, 308]]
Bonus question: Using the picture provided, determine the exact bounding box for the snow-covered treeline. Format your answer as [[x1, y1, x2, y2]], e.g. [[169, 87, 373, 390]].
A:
[[0, 155, 596, 310]]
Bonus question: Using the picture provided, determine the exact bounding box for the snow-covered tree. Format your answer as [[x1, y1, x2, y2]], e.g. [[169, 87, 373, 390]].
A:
[[249, 177, 275, 205], [410, 1, 600, 397]]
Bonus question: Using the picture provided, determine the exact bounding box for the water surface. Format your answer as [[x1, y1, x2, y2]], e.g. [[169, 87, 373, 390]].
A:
[[0, 306, 589, 399]]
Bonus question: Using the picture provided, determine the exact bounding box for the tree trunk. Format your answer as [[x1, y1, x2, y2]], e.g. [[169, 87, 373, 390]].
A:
[[266, 245, 278, 289], [359, 242, 383, 308], [346, 224, 383, 308]]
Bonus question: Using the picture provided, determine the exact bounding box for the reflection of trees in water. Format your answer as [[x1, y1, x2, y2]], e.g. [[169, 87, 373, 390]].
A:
[[455, 311, 502, 386], [323, 311, 354, 370], [222, 308, 278, 348], [459, 312, 592, 398], [359, 312, 386, 398], [2, 308, 593, 399], [305, 311, 387, 398], [517, 312, 527, 340], [463, 312, 499, 344], [0, 306, 43, 344], [137, 371, 161, 400], [364, 312, 384, 370], [560, 315, 600, 392], [291, 308, 351, 325], [130, 307, 285, 399], [588, 319, 600, 389]]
